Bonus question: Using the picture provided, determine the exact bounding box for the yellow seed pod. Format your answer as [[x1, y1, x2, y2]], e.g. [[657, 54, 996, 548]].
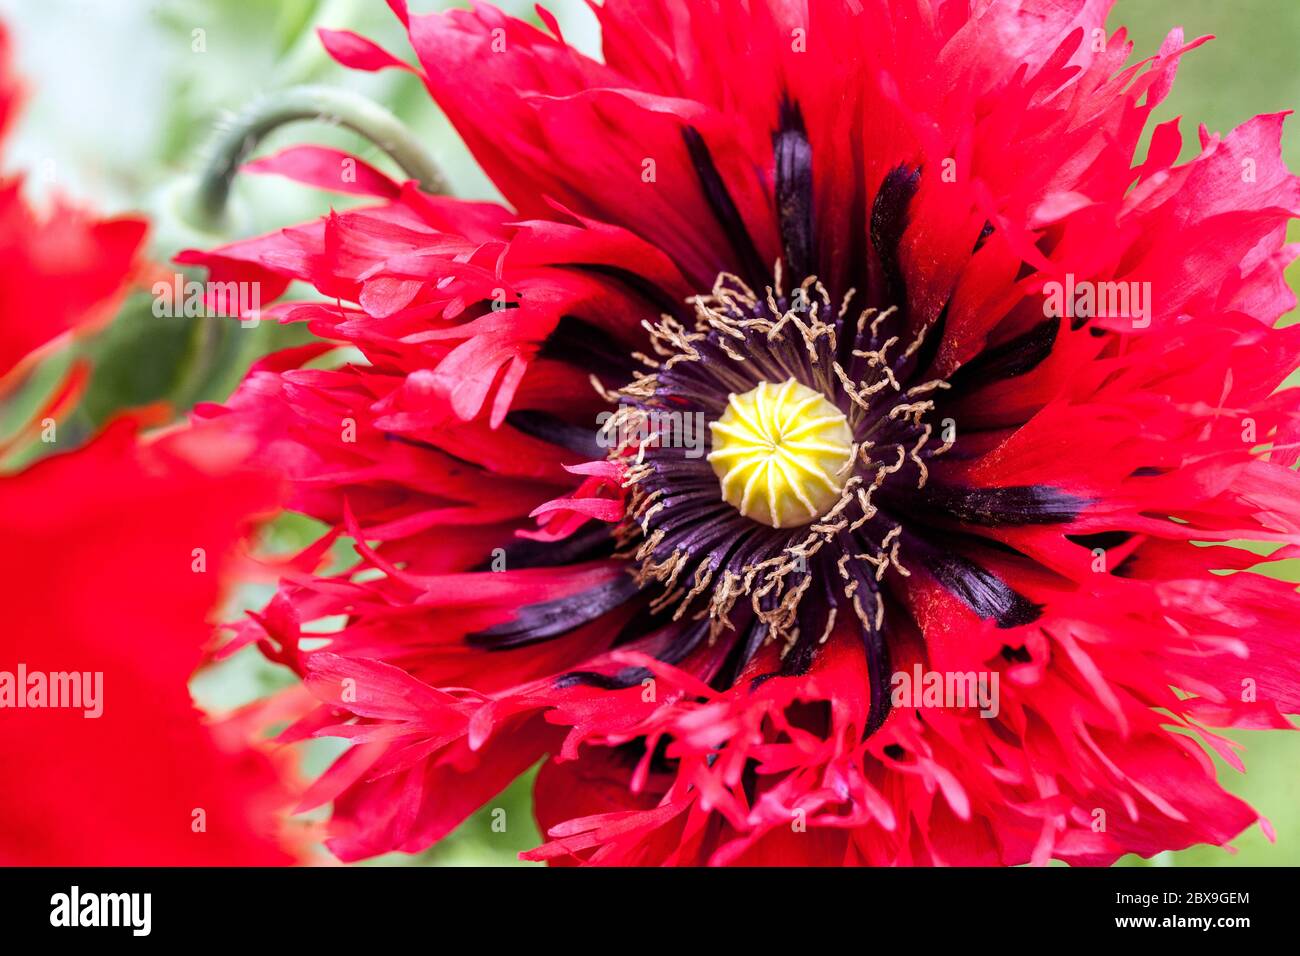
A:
[[707, 379, 854, 528]]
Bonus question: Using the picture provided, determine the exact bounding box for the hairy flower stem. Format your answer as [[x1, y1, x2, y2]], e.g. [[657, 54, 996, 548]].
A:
[[184, 85, 447, 231]]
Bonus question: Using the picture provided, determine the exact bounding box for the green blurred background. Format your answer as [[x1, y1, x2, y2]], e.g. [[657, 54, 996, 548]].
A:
[[0, 0, 1295, 865]]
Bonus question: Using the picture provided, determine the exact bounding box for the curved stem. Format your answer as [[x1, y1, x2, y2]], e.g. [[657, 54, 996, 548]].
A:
[[185, 84, 446, 230]]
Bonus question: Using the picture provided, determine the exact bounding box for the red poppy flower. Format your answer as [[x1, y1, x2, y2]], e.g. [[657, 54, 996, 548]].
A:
[[184, 0, 1300, 865], [0, 419, 298, 865], [0, 27, 145, 389], [0, 22, 295, 865]]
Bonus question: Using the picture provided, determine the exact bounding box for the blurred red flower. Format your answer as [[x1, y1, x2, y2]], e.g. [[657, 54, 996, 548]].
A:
[[0, 26, 144, 387], [0, 22, 295, 866]]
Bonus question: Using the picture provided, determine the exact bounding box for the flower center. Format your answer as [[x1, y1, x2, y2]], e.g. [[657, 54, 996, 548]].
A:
[[708, 379, 854, 528], [603, 269, 953, 669]]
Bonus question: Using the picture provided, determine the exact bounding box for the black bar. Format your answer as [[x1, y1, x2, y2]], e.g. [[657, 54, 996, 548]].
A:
[[0, 865, 1279, 941]]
